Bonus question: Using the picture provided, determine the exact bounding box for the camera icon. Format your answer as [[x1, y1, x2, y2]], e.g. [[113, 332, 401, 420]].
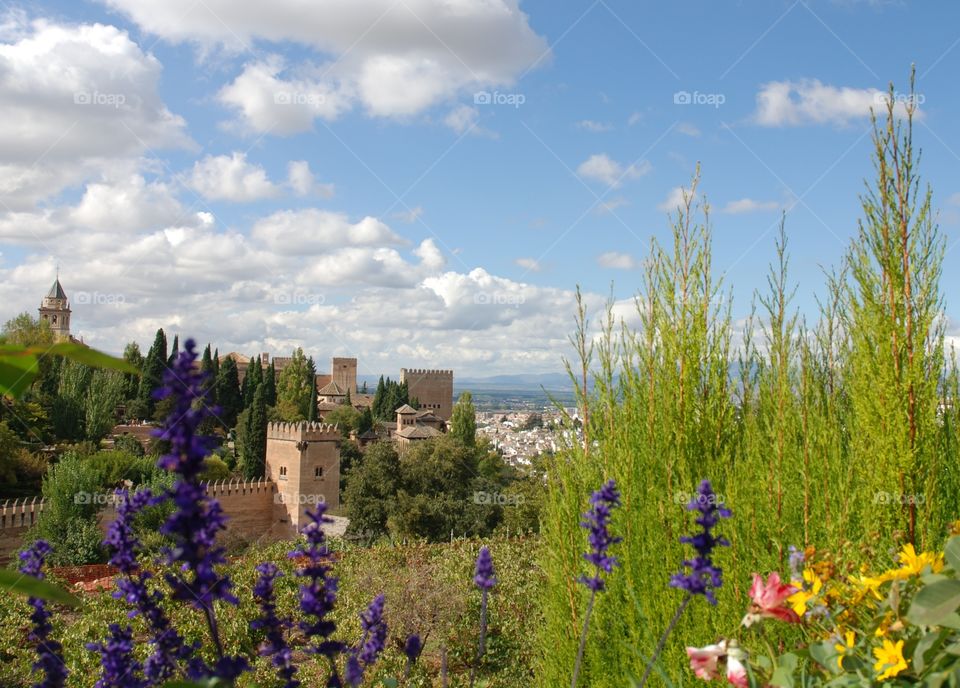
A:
[[473, 491, 490, 505], [274, 91, 292, 105], [474, 91, 492, 105], [74, 291, 91, 304], [74, 491, 91, 505], [473, 292, 491, 305], [74, 91, 91, 105], [673, 91, 692, 105]]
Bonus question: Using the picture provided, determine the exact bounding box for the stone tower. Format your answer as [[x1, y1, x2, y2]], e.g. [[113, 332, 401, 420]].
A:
[[265, 422, 341, 537], [38, 278, 71, 341], [332, 357, 358, 394], [400, 368, 454, 420]]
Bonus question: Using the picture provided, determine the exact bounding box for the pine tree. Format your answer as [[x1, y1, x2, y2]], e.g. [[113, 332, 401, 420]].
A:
[[245, 355, 263, 407], [373, 376, 386, 418], [450, 391, 477, 446], [137, 328, 167, 418], [215, 356, 243, 429], [306, 356, 318, 421], [343, 388, 352, 406], [167, 335, 179, 366], [238, 384, 268, 479]]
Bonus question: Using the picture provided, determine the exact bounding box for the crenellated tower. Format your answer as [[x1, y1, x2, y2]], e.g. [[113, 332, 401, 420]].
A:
[[400, 368, 454, 420]]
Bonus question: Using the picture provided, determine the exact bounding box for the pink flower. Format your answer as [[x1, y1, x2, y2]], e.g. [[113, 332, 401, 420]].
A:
[[687, 642, 726, 681], [725, 645, 748, 688], [742, 572, 800, 626]]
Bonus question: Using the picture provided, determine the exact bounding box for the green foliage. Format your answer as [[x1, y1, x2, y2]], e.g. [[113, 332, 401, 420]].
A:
[[214, 356, 243, 429], [200, 455, 231, 482], [371, 376, 414, 420], [236, 384, 267, 479], [137, 328, 167, 419], [275, 348, 313, 422], [324, 404, 361, 437], [450, 391, 477, 446], [84, 369, 125, 442]]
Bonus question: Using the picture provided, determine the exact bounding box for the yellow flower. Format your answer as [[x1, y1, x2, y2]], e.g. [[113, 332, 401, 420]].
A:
[[897, 543, 944, 577], [834, 631, 856, 669], [788, 569, 824, 616], [873, 639, 908, 680]]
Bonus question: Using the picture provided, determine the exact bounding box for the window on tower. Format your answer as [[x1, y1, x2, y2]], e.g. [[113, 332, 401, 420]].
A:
[[314, 466, 323, 479]]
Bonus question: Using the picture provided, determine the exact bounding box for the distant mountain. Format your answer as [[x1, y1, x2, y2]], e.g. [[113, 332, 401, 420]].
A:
[[456, 372, 572, 389]]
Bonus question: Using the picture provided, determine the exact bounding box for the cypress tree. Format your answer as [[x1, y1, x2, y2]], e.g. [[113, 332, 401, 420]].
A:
[[167, 334, 179, 366], [245, 355, 263, 406], [264, 360, 277, 407], [137, 328, 167, 417], [450, 391, 477, 446], [373, 375, 386, 418], [306, 356, 318, 421], [238, 384, 268, 479], [215, 356, 243, 429]]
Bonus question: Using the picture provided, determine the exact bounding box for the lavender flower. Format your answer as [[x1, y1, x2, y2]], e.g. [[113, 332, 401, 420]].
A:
[[404, 634, 423, 665], [788, 545, 805, 580], [578, 479, 622, 592], [252, 562, 298, 688], [292, 504, 344, 677], [86, 624, 147, 688], [153, 339, 247, 679], [345, 594, 388, 686], [473, 546, 497, 590], [19, 540, 68, 688], [103, 488, 194, 683], [669, 479, 731, 606]]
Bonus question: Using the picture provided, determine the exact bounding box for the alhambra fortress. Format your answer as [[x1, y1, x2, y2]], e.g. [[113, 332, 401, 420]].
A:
[[0, 280, 457, 563]]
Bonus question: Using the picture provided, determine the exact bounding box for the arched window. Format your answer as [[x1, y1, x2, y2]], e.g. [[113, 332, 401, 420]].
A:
[[314, 466, 323, 479], [279, 466, 287, 480]]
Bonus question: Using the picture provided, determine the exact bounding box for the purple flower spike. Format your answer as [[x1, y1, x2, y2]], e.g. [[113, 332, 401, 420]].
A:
[[578, 479, 623, 592], [474, 547, 497, 590], [346, 594, 388, 686], [86, 624, 147, 688], [404, 634, 423, 664], [669, 479, 731, 605], [19, 540, 69, 688], [252, 562, 299, 688]]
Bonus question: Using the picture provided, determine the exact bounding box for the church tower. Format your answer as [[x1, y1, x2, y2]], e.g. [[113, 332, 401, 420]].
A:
[[38, 278, 71, 341]]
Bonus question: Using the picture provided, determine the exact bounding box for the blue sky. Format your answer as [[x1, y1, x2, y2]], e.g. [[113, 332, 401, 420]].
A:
[[1, 0, 959, 376]]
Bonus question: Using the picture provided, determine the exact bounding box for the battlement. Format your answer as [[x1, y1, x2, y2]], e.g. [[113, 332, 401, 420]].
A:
[[0, 497, 44, 530], [401, 368, 454, 377], [201, 477, 276, 498], [266, 421, 341, 442]]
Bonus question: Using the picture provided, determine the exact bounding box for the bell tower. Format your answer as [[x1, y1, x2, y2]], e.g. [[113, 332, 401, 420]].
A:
[[38, 277, 71, 341]]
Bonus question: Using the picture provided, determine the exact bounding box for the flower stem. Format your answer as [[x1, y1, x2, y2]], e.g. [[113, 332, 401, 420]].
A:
[[203, 603, 224, 660], [571, 588, 597, 688], [470, 588, 489, 688], [638, 594, 692, 688]]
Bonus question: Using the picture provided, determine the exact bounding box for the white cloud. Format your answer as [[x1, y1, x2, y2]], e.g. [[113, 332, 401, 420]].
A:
[[286, 160, 332, 197], [595, 197, 629, 215], [188, 152, 281, 202], [393, 206, 424, 224], [108, 0, 550, 132], [720, 198, 781, 214], [658, 186, 691, 213], [71, 174, 184, 231], [597, 252, 637, 269], [627, 111, 643, 126], [676, 122, 701, 136], [514, 257, 541, 272], [577, 120, 613, 132], [0, 18, 190, 207], [577, 154, 651, 188], [443, 104, 480, 135], [251, 209, 405, 254], [753, 79, 918, 127]]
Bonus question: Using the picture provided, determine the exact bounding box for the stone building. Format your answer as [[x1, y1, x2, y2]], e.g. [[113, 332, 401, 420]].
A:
[[38, 278, 72, 341], [401, 368, 454, 420]]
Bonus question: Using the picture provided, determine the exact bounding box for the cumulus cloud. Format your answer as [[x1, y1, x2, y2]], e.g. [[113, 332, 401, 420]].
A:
[[105, 0, 550, 132], [720, 198, 781, 214], [753, 78, 919, 127], [676, 122, 701, 136], [597, 252, 637, 269], [514, 257, 541, 272], [577, 154, 651, 188], [577, 120, 613, 132], [0, 18, 190, 207], [188, 152, 281, 202], [251, 209, 405, 254]]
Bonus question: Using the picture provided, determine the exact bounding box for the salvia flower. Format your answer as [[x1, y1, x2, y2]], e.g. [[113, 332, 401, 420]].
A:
[[669, 479, 731, 605], [153, 339, 247, 679], [19, 540, 69, 688], [473, 546, 497, 591], [104, 488, 195, 683], [344, 596, 388, 688], [404, 634, 423, 665], [292, 504, 344, 669], [578, 479, 622, 592], [252, 562, 298, 688], [86, 624, 147, 688]]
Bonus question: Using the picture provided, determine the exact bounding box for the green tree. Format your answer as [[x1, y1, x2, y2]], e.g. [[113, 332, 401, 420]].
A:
[[263, 359, 277, 407], [84, 368, 125, 442], [137, 328, 167, 418], [167, 334, 179, 366], [344, 441, 401, 539], [121, 341, 144, 402], [449, 391, 477, 446], [276, 348, 312, 421], [324, 404, 361, 437], [306, 356, 318, 421], [215, 356, 243, 429], [237, 384, 268, 479], [244, 354, 263, 407]]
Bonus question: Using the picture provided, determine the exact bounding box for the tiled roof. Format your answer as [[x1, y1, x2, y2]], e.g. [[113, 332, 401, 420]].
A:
[[395, 403, 417, 414]]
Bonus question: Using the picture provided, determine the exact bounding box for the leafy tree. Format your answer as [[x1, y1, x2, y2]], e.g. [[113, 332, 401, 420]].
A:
[[276, 348, 313, 421], [50, 359, 92, 440], [121, 341, 144, 402], [449, 391, 477, 447], [84, 369, 125, 442], [137, 328, 167, 418], [215, 356, 243, 429], [357, 407, 374, 435], [237, 384, 268, 479], [112, 433, 146, 457], [344, 441, 401, 539], [324, 404, 361, 437]]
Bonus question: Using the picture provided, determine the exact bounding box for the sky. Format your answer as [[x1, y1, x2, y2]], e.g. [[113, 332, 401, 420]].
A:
[[2, 0, 960, 378]]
